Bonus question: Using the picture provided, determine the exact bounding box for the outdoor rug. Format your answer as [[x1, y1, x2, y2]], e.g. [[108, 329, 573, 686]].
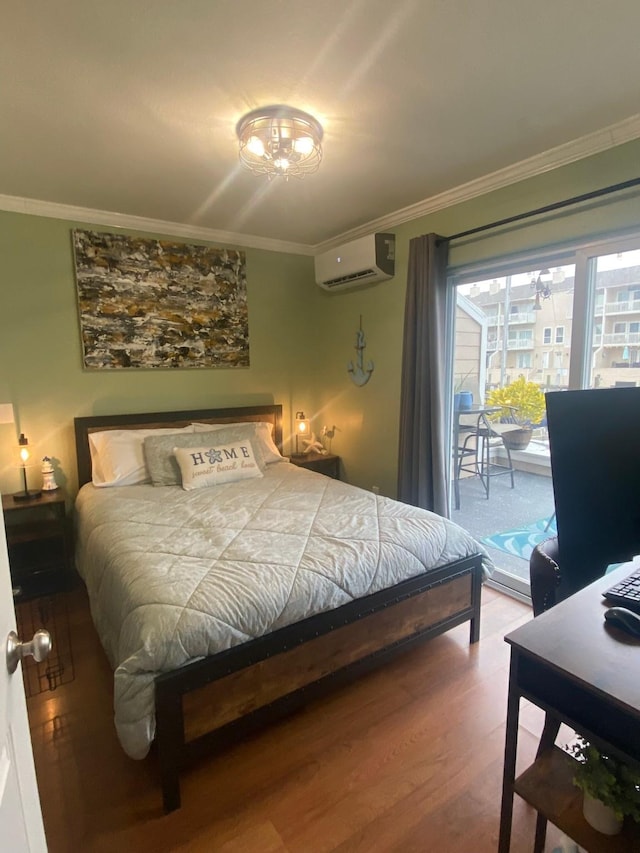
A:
[[482, 516, 557, 562]]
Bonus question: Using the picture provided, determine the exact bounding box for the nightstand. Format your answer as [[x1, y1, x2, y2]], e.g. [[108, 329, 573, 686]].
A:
[[2, 490, 72, 600], [290, 452, 340, 479]]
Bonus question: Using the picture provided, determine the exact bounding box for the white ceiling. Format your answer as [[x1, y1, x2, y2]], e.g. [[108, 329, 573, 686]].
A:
[[2, 1, 640, 252]]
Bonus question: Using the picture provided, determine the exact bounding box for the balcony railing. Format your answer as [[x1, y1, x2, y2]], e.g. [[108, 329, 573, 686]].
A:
[[486, 312, 537, 326], [602, 332, 640, 346], [604, 299, 640, 315], [508, 312, 536, 324], [487, 338, 535, 351]]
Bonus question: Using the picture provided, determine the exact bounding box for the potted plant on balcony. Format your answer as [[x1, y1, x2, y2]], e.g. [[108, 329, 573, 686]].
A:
[[453, 370, 474, 411], [568, 735, 640, 835], [485, 375, 546, 450]]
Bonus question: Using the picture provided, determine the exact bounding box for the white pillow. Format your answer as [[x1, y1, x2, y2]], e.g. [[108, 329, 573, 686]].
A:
[[174, 441, 263, 490], [89, 426, 194, 487], [192, 421, 283, 464]]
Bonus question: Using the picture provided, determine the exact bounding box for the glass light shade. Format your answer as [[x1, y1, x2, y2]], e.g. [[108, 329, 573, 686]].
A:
[[14, 434, 41, 501], [18, 433, 33, 466], [237, 105, 323, 180], [293, 136, 314, 155], [246, 136, 265, 157], [295, 411, 311, 454]]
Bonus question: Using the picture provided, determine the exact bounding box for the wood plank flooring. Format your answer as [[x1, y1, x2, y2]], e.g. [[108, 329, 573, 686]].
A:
[[25, 585, 569, 852]]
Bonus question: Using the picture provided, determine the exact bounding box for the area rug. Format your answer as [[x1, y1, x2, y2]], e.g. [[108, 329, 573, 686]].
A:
[[482, 516, 557, 562]]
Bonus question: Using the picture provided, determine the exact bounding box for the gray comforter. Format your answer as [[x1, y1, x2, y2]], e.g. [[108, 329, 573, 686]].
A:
[[75, 462, 492, 759]]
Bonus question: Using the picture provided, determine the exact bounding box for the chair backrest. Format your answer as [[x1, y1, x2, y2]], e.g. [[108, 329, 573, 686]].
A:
[[529, 536, 562, 616], [545, 387, 640, 597]]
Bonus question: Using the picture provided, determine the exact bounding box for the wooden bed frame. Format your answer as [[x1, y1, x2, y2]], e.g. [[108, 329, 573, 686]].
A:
[[74, 403, 483, 813]]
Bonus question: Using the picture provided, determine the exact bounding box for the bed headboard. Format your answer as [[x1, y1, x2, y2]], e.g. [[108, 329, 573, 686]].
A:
[[74, 404, 283, 487]]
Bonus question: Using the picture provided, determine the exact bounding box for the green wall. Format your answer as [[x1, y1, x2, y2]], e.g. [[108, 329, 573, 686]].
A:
[[1, 140, 639, 500], [0, 215, 315, 495]]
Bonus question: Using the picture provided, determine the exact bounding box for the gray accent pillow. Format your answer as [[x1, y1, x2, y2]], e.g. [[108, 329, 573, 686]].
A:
[[143, 425, 266, 486]]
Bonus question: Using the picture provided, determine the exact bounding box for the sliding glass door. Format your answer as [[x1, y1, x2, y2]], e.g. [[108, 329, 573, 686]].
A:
[[449, 233, 640, 596]]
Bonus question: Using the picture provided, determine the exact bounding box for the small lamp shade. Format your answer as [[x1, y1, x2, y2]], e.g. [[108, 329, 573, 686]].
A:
[[295, 411, 311, 455]]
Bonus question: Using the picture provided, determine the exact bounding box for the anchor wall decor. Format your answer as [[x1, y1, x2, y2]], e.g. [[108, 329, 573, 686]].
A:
[[347, 316, 374, 386]]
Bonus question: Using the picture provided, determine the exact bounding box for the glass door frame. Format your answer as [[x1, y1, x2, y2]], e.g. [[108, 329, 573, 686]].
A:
[[447, 229, 640, 597]]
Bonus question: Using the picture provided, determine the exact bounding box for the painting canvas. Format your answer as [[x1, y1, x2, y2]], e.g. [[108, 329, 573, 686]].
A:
[[72, 229, 249, 369]]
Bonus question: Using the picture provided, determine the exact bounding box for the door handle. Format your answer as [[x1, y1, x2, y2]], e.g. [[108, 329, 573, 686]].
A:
[[6, 629, 51, 674]]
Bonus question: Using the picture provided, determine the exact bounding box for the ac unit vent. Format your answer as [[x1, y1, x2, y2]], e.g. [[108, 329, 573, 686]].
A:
[[321, 268, 377, 289], [315, 233, 395, 292]]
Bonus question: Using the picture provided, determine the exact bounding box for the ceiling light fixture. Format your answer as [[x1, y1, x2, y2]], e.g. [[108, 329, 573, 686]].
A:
[[236, 105, 323, 180]]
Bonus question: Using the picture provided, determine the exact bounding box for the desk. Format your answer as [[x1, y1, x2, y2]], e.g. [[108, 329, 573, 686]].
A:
[[498, 563, 640, 852], [452, 406, 500, 510]]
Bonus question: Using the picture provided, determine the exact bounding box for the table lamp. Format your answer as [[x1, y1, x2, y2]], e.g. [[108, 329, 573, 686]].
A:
[[294, 411, 310, 455], [14, 433, 42, 502]]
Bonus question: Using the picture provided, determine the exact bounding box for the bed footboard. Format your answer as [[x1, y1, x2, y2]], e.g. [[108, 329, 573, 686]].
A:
[[155, 553, 483, 812]]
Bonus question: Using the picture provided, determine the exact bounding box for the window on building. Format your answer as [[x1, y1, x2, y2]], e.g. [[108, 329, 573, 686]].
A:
[[555, 326, 565, 344], [543, 327, 552, 344]]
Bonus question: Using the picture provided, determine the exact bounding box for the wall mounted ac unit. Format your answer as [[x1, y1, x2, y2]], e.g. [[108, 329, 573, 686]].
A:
[[315, 233, 395, 292]]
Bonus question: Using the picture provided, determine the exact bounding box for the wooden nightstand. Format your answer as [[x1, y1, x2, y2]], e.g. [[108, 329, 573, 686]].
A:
[[2, 490, 72, 600], [290, 452, 340, 479]]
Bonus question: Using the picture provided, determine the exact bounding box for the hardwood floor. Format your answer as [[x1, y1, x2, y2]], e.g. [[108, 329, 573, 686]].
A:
[[24, 584, 568, 852]]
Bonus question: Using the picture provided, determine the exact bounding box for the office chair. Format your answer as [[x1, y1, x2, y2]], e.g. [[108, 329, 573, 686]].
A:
[[529, 535, 562, 618]]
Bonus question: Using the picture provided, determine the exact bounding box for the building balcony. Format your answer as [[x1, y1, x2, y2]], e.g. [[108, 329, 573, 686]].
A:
[[506, 339, 534, 350], [604, 299, 640, 315], [602, 332, 640, 346], [487, 339, 535, 351], [486, 312, 537, 326], [508, 312, 537, 325]]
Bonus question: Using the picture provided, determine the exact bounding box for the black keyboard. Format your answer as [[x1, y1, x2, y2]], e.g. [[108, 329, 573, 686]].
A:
[[603, 567, 640, 614]]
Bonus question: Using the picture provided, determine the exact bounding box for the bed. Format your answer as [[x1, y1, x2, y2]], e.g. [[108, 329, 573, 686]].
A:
[[73, 403, 491, 812]]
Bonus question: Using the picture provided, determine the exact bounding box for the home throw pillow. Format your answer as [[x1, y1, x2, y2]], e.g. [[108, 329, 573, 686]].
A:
[[144, 426, 267, 486], [174, 442, 263, 490]]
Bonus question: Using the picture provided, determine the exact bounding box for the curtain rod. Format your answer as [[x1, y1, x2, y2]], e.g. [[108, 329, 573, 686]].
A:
[[439, 176, 640, 245]]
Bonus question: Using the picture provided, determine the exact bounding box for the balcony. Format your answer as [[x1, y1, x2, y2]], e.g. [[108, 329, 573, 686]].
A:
[[604, 299, 640, 315], [486, 312, 537, 326], [507, 339, 534, 350], [508, 312, 536, 325], [602, 332, 640, 346]]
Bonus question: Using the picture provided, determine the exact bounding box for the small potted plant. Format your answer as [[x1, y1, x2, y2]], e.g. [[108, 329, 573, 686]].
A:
[[453, 370, 474, 411], [485, 375, 546, 450], [569, 735, 640, 835]]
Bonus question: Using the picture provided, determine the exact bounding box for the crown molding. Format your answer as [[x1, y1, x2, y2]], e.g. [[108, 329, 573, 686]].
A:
[[0, 195, 314, 256], [1, 114, 638, 257], [312, 114, 640, 253]]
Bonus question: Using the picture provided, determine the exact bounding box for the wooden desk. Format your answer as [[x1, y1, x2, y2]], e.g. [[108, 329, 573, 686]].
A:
[[498, 564, 640, 852]]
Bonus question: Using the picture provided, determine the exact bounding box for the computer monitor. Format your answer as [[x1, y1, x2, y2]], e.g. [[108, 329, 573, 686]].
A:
[[545, 386, 640, 598]]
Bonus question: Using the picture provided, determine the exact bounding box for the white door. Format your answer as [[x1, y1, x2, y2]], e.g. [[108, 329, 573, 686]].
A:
[[0, 501, 48, 852]]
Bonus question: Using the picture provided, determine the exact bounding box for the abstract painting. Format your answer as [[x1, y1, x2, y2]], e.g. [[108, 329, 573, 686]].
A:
[[72, 229, 249, 369]]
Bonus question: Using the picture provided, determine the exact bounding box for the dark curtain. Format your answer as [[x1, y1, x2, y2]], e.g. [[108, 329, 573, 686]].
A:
[[397, 233, 450, 516]]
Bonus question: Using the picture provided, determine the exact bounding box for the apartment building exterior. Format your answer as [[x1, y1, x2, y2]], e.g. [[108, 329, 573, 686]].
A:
[[455, 263, 640, 397]]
